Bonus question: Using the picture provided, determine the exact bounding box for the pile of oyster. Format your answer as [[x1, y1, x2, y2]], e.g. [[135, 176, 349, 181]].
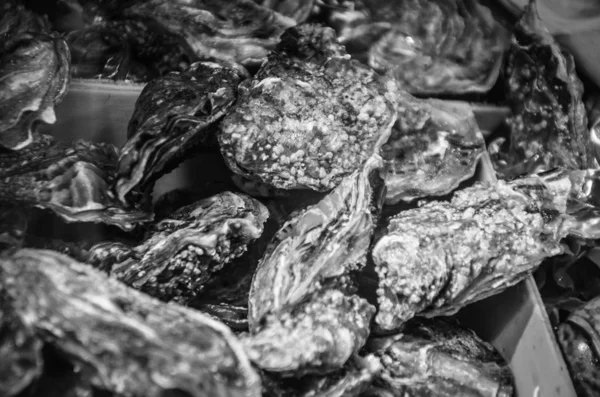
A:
[[2, 1, 600, 396]]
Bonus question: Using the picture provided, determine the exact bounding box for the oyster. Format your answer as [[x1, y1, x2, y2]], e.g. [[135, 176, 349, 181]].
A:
[[372, 174, 573, 331], [0, 32, 70, 150], [556, 296, 600, 397], [0, 134, 151, 231], [331, 0, 507, 95], [121, 0, 296, 69], [364, 318, 514, 397], [115, 61, 245, 204], [491, 0, 596, 179], [382, 93, 486, 204], [220, 24, 396, 191], [90, 192, 269, 305], [1, 0, 50, 45], [0, 248, 262, 397]]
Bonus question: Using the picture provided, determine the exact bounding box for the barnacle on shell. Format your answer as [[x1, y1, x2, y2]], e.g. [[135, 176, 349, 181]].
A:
[[220, 24, 396, 191], [0, 134, 151, 231], [0, 248, 262, 397]]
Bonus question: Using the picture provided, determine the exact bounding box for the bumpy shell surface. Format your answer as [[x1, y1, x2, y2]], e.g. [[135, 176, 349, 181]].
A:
[[364, 318, 514, 397], [372, 176, 571, 331], [491, 0, 595, 179], [0, 33, 70, 150], [556, 296, 600, 397], [115, 61, 245, 204], [219, 24, 396, 191], [121, 0, 296, 69], [0, 134, 151, 230], [92, 192, 269, 305], [382, 93, 485, 204], [0, 248, 262, 397], [249, 154, 385, 325], [333, 0, 506, 95]]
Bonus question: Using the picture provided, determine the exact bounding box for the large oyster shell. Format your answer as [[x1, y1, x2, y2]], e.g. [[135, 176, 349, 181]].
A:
[[0, 32, 70, 150], [0, 134, 151, 231], [0, 248, 262, 397], [115, 61, 245, 204], [220, 24, 396, 191], [382, 93, 485, 204]]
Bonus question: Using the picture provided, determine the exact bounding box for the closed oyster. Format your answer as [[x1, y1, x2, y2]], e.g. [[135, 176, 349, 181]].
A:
[[91, 192, 269, 305], [0, 32, 70, 150], [115, 61, 245, 204], [364, 318, 514, 397], [382, 94, 486, 204], [0, 248, 262, 397], [121, 0, 296, 69], [220, 24, 396, 191], [372, 175, 572, 331], [331, 0, 507, 95], [556, 296, 600, 397], [490, 0, 596, 179], [0, 134, 151, 231]]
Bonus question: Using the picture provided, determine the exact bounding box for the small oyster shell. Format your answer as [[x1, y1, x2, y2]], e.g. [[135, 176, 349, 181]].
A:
[[0, 134, 151, 231], [0, 32, 70, 150], [0, 248, 262, 397], [115, 61, 245, 204], [364, 318, 514, 397], [94, 192, 269, 305], [382, 93, 486, 204], [491, 0, 594, 178], [220, 24, 396, 191], [372, 176, 570, 331]]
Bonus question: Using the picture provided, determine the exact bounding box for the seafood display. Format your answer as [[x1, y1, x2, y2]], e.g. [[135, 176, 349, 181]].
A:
[[5, 0, 600, 396]]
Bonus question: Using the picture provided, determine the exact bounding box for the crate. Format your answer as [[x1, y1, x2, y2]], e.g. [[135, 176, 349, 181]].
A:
[[44, 79, 577, 397]]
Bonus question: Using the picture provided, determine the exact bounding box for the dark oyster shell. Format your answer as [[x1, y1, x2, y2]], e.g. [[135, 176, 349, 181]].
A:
[[0, 134, 151, 231], [364, 318, 514, 397], [121, 0, 296, 69], [556, 296, 600, 397], [0, 32, 70, 150], [92, 192, 269, 305], [220, 24, 396, 191], [115, 61, 245, 204], [0, 248, 262, 397], [490, 0, 596, 179], [382, 93, 485, 204], [331, 0, 507, 95], [372, 176, 570, 331]]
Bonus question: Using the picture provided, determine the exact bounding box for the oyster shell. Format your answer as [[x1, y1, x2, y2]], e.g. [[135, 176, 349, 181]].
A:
[[382, 93, 486, 204], [115, 61, 245, 204], [0, 134, 151, 231], [0, 248, 262, 397], [490, 0, 596, 179], [91, 192, 269, 305], [331, 0, 507, 95], [0, 32, 70, 150], [556, 296, 600, 397], [220, 24, 396, 191], [372, 175, 571, 331], [364, 318, 514, 397], [1, 0, 49, 45]]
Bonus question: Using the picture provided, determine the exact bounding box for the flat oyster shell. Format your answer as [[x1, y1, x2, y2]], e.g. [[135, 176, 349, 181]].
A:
[[92, 192, 269, 305], [382, 94, 485, 204], [0, 248, 262, 397], [0, 134, 151, 231], [364, 318, 514, 397], [332, 0, 507, 95], [372, 176, 571, 331], [249, 154, 385, 325], [115, 61, 245, 204], [219, 24, 396, 191], [491, 0, 595, 179], [0, 32, 70, 150], [121, 0, 296, 69]]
